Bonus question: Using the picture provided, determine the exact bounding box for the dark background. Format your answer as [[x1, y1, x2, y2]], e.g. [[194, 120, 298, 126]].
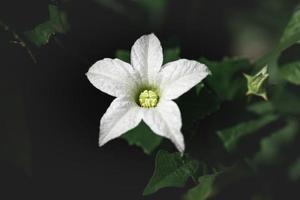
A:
[[0, 0, 299, 199]]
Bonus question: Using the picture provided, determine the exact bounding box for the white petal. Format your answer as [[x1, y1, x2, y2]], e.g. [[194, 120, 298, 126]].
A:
[[130, 33, 163, 84], [142, 100, 185, 153], [86, 58, 139, 97], [159, 59, 211, 100], [99, 97, 142, 146]]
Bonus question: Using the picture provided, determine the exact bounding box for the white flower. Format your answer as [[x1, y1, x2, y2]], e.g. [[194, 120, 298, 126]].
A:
[[86, 33, 210, 153]]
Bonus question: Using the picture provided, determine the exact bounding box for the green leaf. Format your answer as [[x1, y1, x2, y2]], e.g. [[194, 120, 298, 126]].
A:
[[184, 174, 218, 200], [115, 49, 130, 62], [136, 0, 168, 26], [246, 101, 274, 115], [48, 5, 69, 33], [288, 157, 300, 181], [272, 84, 300, 115], [143, 150, 199, 195], [25, 5, 69, 47], [201, 58, 251, 100], [244, 66, 269, 100], [93, 0, 126, 14], [217, 114, 278, 152], [256, 9, 300, 83], [252, 119, 298, 166], [163, 47, 180, 64], [177, 86, 221, 130], [121, 121, 162, 154], [195, 83, 205, 96], [279, 9, 300, 51], [280, 61, 300, 85]]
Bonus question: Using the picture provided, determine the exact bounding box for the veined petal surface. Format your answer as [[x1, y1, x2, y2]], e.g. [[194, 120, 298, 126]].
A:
[[99, 97, 142, 146], [86, 58, 138, 97], [142, 100, 185, 153], [159, 59, 210, 100], [131, 33, 163, 84]]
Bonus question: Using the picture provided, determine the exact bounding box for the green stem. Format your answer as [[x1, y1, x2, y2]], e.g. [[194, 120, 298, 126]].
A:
[[0, 20, 37, 63]]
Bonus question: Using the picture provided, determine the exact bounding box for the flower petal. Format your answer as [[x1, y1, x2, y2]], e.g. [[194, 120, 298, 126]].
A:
[[159, 59, 211, 100], [86, 58, 139, 97], [99, 97, 142, 146], [142, 100, 185, 153], [130, 33, 163, 84]]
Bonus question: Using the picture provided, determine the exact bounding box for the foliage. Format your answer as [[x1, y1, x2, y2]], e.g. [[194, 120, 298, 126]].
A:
[[24, 5, 69, 47], [143, 150, 199, 195], [184, 174, 218, 200], [200, 58, 251, 101], [251, 119, 298, 166], [289, 157, 300, 181], [3, 1, 300, 200], [121, 122, 162, 154], [279, 61, 300, 85], [217, 114, 278, 152], [256, 9, 300, 83], [140, 7, 300, 199]]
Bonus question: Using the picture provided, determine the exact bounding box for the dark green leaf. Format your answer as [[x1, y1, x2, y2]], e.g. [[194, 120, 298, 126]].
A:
[[288, 157, 300, 181], [48, 5, 69, 33], [280, 61, 300, 85], [217, 114, 278, 152], [272, 84, 300, 115], [184, 174, 218, 200], [121, 121, 162, 154], [137, 0, 168, 26], [177, 86, 221, 130], [256, 9, 300, 83], [143, 150, 199, 195], [93, 0, 126, 14], [25, 5, 69, 47], [195, 83, 205, 95], [200, 58, 251, 100], [163, 47, 180, 64], [278, 9, 300, 51], [246, 101, 274, 115], [252, 119, 298, 166], [115, 49, 130, 62]]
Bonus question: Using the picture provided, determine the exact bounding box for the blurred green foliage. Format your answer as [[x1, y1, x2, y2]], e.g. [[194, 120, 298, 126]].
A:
[[289, 158, 300, 181], [280, 61, 300, 85], [256, 9, 300, 83], [251, 119, 298, 166], [200, 58, 251, 101], [217, 114, 278, 152], [184, 173, 218, 200], [24, 4, 69, 47], [142, 6, 300, 200]]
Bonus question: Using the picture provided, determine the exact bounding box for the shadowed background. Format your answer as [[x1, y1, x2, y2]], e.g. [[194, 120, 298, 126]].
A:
[[0, 0, 299, 199]]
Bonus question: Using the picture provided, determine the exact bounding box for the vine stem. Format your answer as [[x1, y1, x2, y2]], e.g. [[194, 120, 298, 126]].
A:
[[0, 19, 37, 63]]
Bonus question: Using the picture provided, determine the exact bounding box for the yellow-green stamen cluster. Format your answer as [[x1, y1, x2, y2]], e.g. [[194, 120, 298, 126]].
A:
[[139, 90, 159, 108]]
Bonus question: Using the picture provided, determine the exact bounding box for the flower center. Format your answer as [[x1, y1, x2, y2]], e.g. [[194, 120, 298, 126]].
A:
[[138, 90, 159, 108]]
